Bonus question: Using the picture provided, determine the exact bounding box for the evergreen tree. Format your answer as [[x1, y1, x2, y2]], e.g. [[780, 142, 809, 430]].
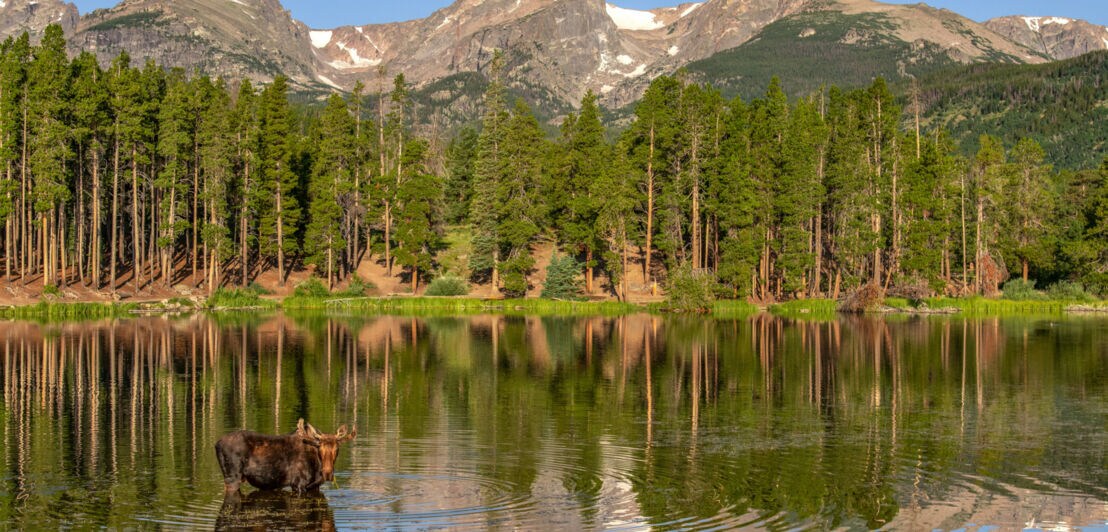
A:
[[0, 35, 30, 282], [776, 95, 827, 297], [393, 139, 442, 292], [196, 77, 235, 294], [1004, 138, 1055, 281], [557, 90, 606, 294], [27, 25, 71, 287], [469, 51, 508, 288], [626, 75, 680, 286], [306, 94, 353, 288], [971, 134, 1008, 295], [496, 100, 546, 298], [444, 126, 477, 224], [70, 51, 109, 288], [749, 77, 788, 299], [258, 76, 299, 286], [155, 68, 193, 286], [233, 79, 261, 286], [714, 97, 760, 298], [594, 141, 638, 300]]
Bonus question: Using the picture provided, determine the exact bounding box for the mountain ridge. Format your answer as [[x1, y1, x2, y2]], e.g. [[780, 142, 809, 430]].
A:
[[1, 0, 1105, 113]]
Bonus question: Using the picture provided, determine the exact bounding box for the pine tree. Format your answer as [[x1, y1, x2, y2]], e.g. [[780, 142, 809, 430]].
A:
[[70, 52, 109, 288], [155, 69, 193, 286], [27, 25, 72, 288], [258, 76, 299, 286], [0, 35, 30, 282], [776, 95, 827, 297], [626, 76, 680, 287], [306, 94, 353, 289], [497, 100, 545, 298], [444, 126, 477, 224], [594, 141, 638, 300], [749, 77, 788, 299], [393, 139, 442, 292], [233, 80, 261, 286], [558, 90, 606, 293], [972, 134, 1007, 294], [714, 96, 760, 298], [901, 136, 956, 292], [1004, 138, 1055, 281], [197, 77, 235, 294], [469, 51, 508, 288]]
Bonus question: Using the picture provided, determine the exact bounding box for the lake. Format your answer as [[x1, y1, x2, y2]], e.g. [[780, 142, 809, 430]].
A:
[[1, 313, 1106, 530]]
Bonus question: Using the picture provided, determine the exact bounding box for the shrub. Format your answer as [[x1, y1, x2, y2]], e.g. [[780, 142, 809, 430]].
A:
[[207, 288, 273, 309], [337, 276, 374, 297], [42, 284, 60, 297], [839, 282, 884, 313], [1082, 273, 1108, 299], [1002, 279, 1045, 301], [293, 278, 331, 298], [541, 255, 583, 300], [425, 275, 470, 297], [1046, 280, 1095, 302], [501, 255, 535, 298], [664, 265, 717, 312]]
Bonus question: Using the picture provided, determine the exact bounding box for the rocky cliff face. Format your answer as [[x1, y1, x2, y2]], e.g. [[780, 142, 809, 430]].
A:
[[985, 16, 1108, 61], [68, 0, 321, 88], [0, 0, 1100, 111], [0, 0, 79, 41]]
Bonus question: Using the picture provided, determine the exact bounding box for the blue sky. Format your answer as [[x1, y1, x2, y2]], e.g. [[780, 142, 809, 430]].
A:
[[70, 0, 1107, 28]]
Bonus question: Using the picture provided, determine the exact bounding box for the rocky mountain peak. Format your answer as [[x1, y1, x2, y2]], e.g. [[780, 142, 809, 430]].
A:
[[985, 15, 1108, 60], [0, 0, 79, 41]]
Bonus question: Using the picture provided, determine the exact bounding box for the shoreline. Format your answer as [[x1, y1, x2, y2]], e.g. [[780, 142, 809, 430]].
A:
[[2, 295, 1106, 320]]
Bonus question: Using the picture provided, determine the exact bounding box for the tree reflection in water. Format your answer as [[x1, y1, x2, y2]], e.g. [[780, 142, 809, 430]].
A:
[[0, 314, 1104, 529]]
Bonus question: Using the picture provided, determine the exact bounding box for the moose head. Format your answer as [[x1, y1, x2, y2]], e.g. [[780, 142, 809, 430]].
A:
[[303, 422, 357, 482]]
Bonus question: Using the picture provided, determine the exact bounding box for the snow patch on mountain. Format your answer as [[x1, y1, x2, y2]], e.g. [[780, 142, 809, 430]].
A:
[[332, 41, 380, 68], [680, 3, 702, 18], [310, 30, 332, 48], [1022, 16, 1073, 32], [606, 4, 663, 31]]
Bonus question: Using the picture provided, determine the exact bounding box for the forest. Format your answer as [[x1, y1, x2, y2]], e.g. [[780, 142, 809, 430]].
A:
[[1, 26, 1106, 304]]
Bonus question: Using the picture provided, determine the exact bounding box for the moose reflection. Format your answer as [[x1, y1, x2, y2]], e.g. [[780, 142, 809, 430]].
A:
[[217, 489, 336, 531]]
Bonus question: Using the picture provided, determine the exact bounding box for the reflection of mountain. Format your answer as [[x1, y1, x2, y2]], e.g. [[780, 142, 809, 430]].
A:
[[0, 315, 1104, 529]]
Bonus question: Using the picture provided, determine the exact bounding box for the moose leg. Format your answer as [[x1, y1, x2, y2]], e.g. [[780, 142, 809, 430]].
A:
[[215, 441, 245, 493]]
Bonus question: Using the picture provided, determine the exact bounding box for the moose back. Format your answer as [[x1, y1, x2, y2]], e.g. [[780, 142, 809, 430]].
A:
[[215, 419, 355, 494]]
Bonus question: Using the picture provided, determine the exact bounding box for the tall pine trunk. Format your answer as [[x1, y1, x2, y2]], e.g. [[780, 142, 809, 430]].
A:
[[110, 139, 120, 293], [276, 180, 285, 287], [132, 147, 142, 291]]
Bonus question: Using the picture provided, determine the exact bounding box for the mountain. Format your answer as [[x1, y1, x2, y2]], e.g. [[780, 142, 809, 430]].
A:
[[0, 0, 79, 41], [0, 0, 1102, 115], [68, 0, 323, 88], [309, 0, 814, 108], [912, 51, 1108, 170], [984, 16, 1108, 61]]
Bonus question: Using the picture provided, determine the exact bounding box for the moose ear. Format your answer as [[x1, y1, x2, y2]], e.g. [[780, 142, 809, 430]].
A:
[[306, 423, 322, 439]]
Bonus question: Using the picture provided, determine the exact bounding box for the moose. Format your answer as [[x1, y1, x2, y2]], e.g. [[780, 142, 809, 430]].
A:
[[215, 419, 356, 494]]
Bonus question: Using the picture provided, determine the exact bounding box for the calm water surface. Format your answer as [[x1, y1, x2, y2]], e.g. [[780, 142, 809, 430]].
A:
[[1, 313, 1106, 530]]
